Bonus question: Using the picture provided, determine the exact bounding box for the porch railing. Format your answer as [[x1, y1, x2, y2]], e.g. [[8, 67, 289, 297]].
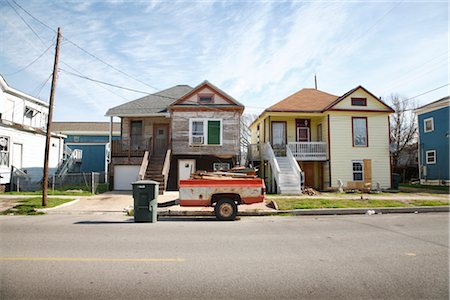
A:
[[288, 142, 327, 161], [111, 137, 152, 157], [263, 142, 280, 194], [286, 145, 305, 192]]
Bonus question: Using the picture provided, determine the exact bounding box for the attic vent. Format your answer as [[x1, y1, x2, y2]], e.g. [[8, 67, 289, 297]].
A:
[[198, 94, 213, 104]]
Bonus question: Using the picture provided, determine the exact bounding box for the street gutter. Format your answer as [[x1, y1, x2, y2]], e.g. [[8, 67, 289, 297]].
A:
[[158, 206, 449, 217]]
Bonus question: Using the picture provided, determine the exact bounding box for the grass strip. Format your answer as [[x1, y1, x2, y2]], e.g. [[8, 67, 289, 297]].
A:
[[273, 198, 449, 210], [400, 184, 450, 191], [2, 197, 74, 215], [5, 190, 93, 196]]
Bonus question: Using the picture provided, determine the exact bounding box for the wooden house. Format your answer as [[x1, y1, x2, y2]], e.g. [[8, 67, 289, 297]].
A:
[[105, 81, 243, 192], [248, 86, 394, 194]]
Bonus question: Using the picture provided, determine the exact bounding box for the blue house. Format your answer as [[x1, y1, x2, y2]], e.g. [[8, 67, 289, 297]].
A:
[[53, 122, 120, 174], [415, 96, 449, 185]]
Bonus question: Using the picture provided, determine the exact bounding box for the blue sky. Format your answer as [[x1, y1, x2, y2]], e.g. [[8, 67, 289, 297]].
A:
[[0, 0, 448, 121]]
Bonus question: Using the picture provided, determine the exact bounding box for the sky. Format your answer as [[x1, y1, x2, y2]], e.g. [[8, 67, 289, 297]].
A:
[[0, 0, 448, 121]]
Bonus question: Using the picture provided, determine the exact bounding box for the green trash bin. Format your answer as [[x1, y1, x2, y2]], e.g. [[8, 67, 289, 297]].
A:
[[132, 180, 159, 223], [392, 173, 400, 190]]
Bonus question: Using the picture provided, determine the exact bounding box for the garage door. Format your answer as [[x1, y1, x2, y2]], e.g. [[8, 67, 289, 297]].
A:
[[114, 165, 140, 190]]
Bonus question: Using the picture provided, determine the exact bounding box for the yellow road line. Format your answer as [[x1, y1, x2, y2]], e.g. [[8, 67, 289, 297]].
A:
[[0, 257, 185, 262]]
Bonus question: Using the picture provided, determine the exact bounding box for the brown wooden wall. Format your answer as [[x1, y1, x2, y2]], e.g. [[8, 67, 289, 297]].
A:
[[171, 110, 241, 157], [120, 116, 170, 145]]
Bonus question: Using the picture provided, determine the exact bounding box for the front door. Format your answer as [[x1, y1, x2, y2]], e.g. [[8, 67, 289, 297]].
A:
[[13, 143, 23, 169], [154, 124, 169, 156], [130, 120, 143, 150], [271, 121, 286, 155], [178, 159, 196, 186], [296, 119, 311, 142]]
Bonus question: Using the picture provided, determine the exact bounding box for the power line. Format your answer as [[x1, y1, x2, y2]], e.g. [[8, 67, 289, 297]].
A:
[[6, 0, 50, 48], [11, 0, 161, 92], [59, 69, 156, 95], [404, 83, 449, 102], [5, 43, 54, 76], [32, 73, 53, 97]]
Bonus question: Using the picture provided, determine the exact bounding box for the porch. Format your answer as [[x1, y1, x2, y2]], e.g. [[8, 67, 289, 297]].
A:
[[248, 142, 328, 162], [111, 137, 153, 157]]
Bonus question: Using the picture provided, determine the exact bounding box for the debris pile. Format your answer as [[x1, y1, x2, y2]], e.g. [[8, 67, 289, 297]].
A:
[[304, 187, 320, 196], [190, 167, 258, 180]]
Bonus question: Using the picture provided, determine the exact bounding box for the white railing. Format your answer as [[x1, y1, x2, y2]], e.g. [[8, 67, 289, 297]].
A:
[[162, 149, 171, 190], [139, 151, 150, 180], [286, 146, 305, 192], [288, 142, 327, 161], [55, 149, 83, 176], [264, 142, 281, 193]]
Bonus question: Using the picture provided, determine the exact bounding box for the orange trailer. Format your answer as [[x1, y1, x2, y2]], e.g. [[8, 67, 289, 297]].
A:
[[179, 178, 266, 220]]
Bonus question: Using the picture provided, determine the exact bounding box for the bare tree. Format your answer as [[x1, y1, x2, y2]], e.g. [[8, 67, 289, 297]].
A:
[[388, 94, 418, 171]]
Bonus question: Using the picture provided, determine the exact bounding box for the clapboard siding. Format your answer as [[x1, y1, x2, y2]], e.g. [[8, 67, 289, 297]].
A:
[[328, 112, 391, 188], [171, 110, 240, 156]]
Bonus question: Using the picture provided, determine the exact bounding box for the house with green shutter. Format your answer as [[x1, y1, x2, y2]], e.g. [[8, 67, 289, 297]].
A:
[[105, 81, 244, 192]]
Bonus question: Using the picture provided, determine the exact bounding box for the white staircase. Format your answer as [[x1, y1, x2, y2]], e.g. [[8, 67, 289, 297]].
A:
[[264, 142, 304, 194], [276, 157, 303, 194]]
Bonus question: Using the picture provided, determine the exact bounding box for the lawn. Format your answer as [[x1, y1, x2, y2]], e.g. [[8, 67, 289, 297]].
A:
[[1, 197, 74, 215], [273, 198, 449, 210], [5, 190, 93, 196], [400, 184, 450, 192]]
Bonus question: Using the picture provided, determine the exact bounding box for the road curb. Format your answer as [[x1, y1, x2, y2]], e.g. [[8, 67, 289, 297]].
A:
[[157, 206, 449, 217], [38, 198, 80, 212]]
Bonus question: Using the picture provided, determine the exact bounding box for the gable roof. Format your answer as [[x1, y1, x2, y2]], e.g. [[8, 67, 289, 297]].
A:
[[105, 85, 193, 117], [170, 80, 244, 107], [415, 96, 450, 115], [266, 88, 338, 112], [324, 85, 394, 112], [265, 85, 394, 113], [53, 122, 121, 133]]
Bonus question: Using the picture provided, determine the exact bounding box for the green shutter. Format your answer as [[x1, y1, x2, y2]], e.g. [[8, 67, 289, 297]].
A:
[[207, 120, 221, 145]]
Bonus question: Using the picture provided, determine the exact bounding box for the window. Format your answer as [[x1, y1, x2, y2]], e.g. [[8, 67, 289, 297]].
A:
[[426, 150, 436, 164], [213, 162, 230, 171], [189, 119, 222, 145], [24, 106, 38, 119], [424, 117, 434, 133], [352, 117, 368, 147], [0, 136, 10, 166], [351, 98, 367, 106], [352, 161, 364, 181], [130, 121, 143, 149], [191, 120, 204, 144], [198, 94, 213, 104]]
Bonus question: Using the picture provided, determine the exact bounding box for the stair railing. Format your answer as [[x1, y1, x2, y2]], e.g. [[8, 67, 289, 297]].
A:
[[139, 151, 150, 180], [55, 149, 83, 176], [286, 145, 305, 193], [161, 149, 171, 190], [264, 142, 281, 193]]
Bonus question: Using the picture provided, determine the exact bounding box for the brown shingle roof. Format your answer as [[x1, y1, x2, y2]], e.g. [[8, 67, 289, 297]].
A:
[[266, 88, 338, 112], [53, 122, 120, 133]]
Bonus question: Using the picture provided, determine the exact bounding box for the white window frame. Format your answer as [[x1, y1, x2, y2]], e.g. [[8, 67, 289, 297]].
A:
[[0, 136, 10, 167], [189, 118, 223, 146], [424, 117, 434, 133], [352, 160, 364, 182], [426, 150, 436, 164]]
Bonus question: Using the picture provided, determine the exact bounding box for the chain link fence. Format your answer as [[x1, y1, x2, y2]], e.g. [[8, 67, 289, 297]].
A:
[[6, 172, 107, 193]]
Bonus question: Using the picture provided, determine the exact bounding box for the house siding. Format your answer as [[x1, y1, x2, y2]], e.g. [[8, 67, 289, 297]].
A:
[[120, 116, 170, 147], [171, 110, 240, 157], [418, 106, 449, 181], [328, 112, 391, 188], [332, 89, 388, 111]]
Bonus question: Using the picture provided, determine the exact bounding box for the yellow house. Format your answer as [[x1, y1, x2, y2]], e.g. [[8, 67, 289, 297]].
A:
[[248, 86, 394, 194]]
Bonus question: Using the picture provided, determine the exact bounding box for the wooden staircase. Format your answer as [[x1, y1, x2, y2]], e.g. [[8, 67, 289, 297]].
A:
[[144, 155, 166, 195]]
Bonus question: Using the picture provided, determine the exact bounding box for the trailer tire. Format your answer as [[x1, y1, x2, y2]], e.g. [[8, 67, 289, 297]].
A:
[[214, 198, 237, 221]]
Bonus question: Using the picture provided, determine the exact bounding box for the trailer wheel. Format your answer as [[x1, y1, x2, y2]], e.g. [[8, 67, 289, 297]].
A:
[[214, 198, 237, 221]]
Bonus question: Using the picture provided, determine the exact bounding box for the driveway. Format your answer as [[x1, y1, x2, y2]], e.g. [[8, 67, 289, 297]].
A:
[[44, 191, 273, 215]]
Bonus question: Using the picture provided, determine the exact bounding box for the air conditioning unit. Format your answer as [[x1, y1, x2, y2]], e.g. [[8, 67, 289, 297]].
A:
[[192, 136, 204, 145]]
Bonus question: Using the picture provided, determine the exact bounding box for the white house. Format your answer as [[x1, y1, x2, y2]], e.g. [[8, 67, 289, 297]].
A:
[[0, 75, 64, 191]]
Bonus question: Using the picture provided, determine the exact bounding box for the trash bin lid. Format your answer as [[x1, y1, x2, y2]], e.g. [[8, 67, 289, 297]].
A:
[[132, 180, 159, 185]]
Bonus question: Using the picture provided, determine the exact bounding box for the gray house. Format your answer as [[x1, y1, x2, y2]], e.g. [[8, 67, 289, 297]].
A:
[[105, 81, 244, 192]]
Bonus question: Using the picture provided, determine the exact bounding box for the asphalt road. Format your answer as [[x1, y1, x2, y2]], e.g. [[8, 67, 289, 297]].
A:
[[0, 213, 448, 299]]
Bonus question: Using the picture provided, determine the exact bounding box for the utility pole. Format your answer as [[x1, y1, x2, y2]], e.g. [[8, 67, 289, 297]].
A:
[[42, 27, 61, 207], [314, 74, 318, 89]]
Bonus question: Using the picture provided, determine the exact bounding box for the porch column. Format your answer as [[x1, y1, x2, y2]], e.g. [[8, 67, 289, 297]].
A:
[[106, 116, 113, 183]]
